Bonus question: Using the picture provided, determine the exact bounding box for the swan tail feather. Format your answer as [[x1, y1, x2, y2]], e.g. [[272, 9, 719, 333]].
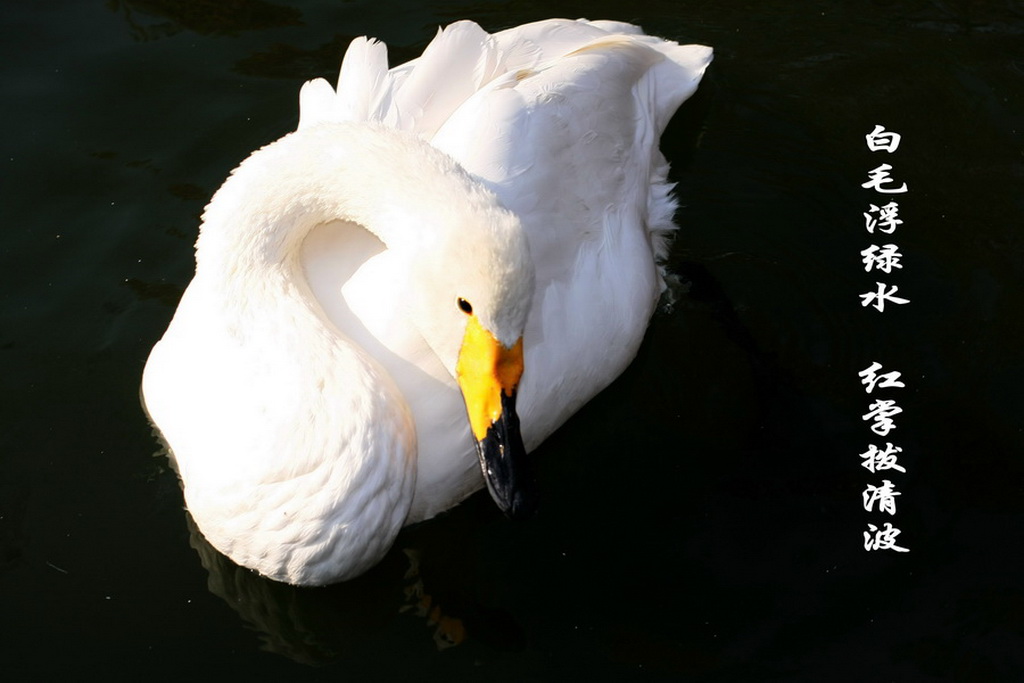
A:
[[297, 78, 338, 130], [389, 20, 507, 137], [298, 37, 393, 129], [335, 36, 393, 122]]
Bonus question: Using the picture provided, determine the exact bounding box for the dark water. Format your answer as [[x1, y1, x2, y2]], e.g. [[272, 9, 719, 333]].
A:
[[3, 1, 1023, 679]]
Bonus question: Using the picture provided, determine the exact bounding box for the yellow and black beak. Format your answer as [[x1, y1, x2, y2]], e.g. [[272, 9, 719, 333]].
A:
[[455, 314, 535, 519]]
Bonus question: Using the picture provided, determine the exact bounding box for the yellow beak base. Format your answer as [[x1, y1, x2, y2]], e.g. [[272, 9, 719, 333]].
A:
[[455, 315, 534, 518]]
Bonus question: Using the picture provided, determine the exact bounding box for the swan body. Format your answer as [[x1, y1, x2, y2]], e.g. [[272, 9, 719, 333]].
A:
[[142, 18, 711, 585]]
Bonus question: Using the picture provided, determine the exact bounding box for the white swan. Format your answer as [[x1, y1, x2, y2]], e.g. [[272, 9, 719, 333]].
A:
[[142, 18, 712, 585]]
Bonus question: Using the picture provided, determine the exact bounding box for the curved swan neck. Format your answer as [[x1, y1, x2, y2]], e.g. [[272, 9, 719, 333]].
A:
[[192, 121, 532, 356], [195, 123, 477, 282]]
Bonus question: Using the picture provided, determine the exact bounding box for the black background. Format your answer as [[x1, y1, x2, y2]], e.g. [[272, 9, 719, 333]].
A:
[[2, 1, 1022, 680]]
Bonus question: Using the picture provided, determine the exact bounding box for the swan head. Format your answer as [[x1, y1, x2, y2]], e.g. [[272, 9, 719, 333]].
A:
[[395, 170, 536, 518]]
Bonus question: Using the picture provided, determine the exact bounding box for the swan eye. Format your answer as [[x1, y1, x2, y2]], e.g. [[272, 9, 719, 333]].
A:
[[457, 298, 473, 315]]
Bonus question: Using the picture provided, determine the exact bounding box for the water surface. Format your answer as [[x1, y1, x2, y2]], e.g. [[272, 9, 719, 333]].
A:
[[2, 1, 1022, 679]]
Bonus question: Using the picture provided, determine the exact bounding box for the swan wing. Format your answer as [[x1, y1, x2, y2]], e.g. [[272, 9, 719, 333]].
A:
[[427, 26, 712, 442]]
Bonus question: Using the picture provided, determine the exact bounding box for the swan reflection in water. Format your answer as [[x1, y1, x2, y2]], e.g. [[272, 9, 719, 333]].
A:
[[184, 505, 527, 664]]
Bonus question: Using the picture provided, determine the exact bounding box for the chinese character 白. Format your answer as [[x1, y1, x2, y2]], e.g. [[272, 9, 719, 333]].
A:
[[862, 164, 908, 194], [860, 443, 906, 474], [863, 201, 903, 234], [862, 399, 903, 436], [863, 479, 902, 515], [859, 361, 906, 393], [865, 125, 902, 153], [861, 244, 904, 274], [859, 282, 910, 312], [864, 522, 909, 552]]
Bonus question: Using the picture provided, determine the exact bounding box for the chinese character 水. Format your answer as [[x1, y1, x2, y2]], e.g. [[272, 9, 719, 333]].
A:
[[859, 282, 910, 312]]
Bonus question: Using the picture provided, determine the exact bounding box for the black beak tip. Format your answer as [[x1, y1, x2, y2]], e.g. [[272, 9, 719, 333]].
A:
[[475, 389, 536, 520], [487, 477, 537, 520], [509, 489, 538, 520]]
